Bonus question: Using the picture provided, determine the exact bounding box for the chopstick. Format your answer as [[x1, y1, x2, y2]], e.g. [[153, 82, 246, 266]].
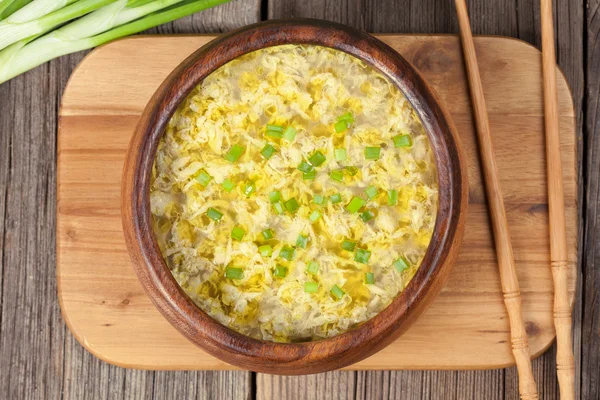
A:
[[453, 1, 539, 399], [540, 0, 576, 398]]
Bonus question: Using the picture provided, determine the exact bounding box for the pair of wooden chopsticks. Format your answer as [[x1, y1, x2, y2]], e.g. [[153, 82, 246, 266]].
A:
[[454, 0, 575, 399]]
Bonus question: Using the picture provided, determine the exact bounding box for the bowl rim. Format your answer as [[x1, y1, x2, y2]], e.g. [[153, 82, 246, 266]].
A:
[[121, 18, 468, 375]]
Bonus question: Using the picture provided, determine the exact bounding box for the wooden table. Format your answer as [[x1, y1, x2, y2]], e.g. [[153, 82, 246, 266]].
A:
[[0, 1, 595, 399]]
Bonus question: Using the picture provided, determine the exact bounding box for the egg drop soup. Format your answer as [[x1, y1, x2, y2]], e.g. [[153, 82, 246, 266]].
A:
[[150, 44, 438, 342]]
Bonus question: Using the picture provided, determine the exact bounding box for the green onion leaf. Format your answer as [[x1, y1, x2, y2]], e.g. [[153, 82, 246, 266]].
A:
[[341, 240, 356, 251], [194, 169, 212, 186], [262, 229, 274, 240], [365, 146, 381, 160], [365, 186, 379, 199], [338, 112, 355, 124], [221, 179, 235, 193], [266, 129, 283, 139], [345, 166, 359, 176], [334, 120, 349, 133], [259, 245, 273, 257], [243, 181, 256, 197], [393, 256, 410, 272], [260, 144, 277, 159], [388, 189, 398, 205], [345, 196, 366, 213], [309, 209, 322, 223], [206, 207, 223, 221], [365, 272, 375, 285], [303, 171, 316, 180], [269, 190, 281, 203], [284, 198, 300, 214], [354, 248, 371, 264], [231, 226, 245, 241], [274, 265, 288, 278], [267, 124, 284, 132], [330, 193, 342, 203], [296, 234, 309, 249], [224, 144, 245, 163], [334, 148, 347, 161], [313, 194, 326, 205], [392, 134, 412, 148], [308, 150, 326, 167], [330, 284, 345, 300], [279, 245, 295, 261], [359, 209, 375, 222], [225, 267, 243, 280], [297, 161, 314, 173], [304, 282, 319, 293], [306, 261, 319, 275], [330, 169, 344, 182], [273, 201, 284, 215], [282, 126, 297, 141]]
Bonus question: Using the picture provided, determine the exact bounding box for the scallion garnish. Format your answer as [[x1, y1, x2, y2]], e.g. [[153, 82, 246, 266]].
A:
[[243, 181, 256, 197], [206, 207, 223, 221], [221, 179, 235, 193], [309, 209, 322, 223], [269, 190, 281, 203], [330, 193, 342, 203], [282, 126, 297, 141], [306, 261, 319, 275], [313, 195, 326, 205], [259, 245, 273, 257], [393, 256, 410, 272], [388, 189, 398, 206], [279, 245, 295, 261], [365, 272, 375, 284], [335, 148, 347, 161], [392, 134, 412, 148], [308, 151, 326, 167], [261, 144, 277, 159], [334, 120, 348, 133], [273, 201, 284, 215], [262, 229, 274, 240], [266, 124, 284, 133], [304, 282, 319, 293], [354, 248, 371, 264], [365, 146, 381, 160], [274, 265, 288, 278], [330, 285, 345, 300], [298, 161, 314, 173], [341, 240, 356, 251], [195, 169, 212, 186], [338, 112, 355, 124], [303, 171, 316, 180], [266, 129, 283, 139], [284, 198, 300, 213], [224, 144, 245, 163], [345, 196, 365, 213], [225, 267, 243, 280], [296, 234, 309, 249], [359, 209, 375, 222], [365, 186, 379, 199], [231, 226, 245, 241], [330, 169, 344, 182], [345, 166, 359, 176]]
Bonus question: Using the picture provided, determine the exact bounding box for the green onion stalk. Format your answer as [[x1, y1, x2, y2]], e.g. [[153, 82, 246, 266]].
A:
[[0, 0, 232, 84], [0, 0, 33, 20]]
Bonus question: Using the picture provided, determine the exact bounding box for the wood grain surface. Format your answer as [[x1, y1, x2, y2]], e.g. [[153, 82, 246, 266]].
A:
[[0, 0, 593, 399], [58, 34, 576, 370]]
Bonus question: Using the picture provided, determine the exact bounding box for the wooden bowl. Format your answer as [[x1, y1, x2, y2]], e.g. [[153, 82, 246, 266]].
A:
[[122, 19, 468, 375]]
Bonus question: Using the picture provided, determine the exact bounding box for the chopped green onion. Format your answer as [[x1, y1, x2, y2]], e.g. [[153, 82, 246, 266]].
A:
[[335, 148, 347, 161], [260, 144, 277, 159], [273, 201, 284, 215], [195, 169, 212, 186], [388, 189, 398, 206], [243, 181, 256, 197], [265, 129, 283, 139], [206, 207, 223, 221], [303, 171, 316, 180], [309, 209, 322, 223], [297, 161, 314, 173], [225, 267, 243, 280], [267, 124, 284, 133], [221, 179, 235, 193], [345, 166, 359, 176], [360, 209, 375, 222], [338, 112, 355, 124], [282, 126, 297, 141], [313, 195, 326, 205], [279, 245, 295, 261], [392, 134, 413, 148], [330, 169, 344, 182], [365, 272, 375, 285], [269, 190, 281, 203], [365, 146, 381, 160], [308, 151, 326, 167], [365, 186, 379, 199], [224, 144, 245, 163], [345, 196, 366, 213], [354, 248, 371, 264], [259, 245, 273, 257], [330, 193, 342, 203], [296, 234, 309, 249], [330, 284, 345, 300], [284, 198, 300, 213], [306, 261, 319, 275], [274, 265, 288, 278], [262, 229, 274, 240], [341, 240, 356, 252], [393, 256, 410, 272], [334, 120, 349, 133], [231, 226, 245, 241], [304, 282, 319, 293]]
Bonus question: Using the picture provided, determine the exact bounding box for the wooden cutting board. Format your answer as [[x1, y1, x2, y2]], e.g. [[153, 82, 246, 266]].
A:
[[57, 35, 577, 370]]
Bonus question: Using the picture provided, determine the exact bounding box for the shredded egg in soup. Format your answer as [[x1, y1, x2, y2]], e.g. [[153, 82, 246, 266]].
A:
[[151, 44, 438, 342]]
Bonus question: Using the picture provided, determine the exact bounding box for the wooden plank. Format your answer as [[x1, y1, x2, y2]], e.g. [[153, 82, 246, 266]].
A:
[[0, 1, 260, 399]]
